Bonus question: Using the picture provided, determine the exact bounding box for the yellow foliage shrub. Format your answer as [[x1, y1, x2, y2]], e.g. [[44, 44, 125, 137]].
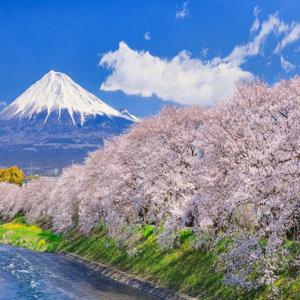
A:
[[0, 166, 24, 185]]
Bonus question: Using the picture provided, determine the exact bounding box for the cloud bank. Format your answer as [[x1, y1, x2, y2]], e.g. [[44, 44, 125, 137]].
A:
[[100, 42, 252, 106], [100, 10, 300, 106], [275, 23, 300, 53], [225, 13, 288, 66]]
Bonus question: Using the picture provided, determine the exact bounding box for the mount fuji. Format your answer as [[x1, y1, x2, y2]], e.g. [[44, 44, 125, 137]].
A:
[[0, 71, 137, 174]]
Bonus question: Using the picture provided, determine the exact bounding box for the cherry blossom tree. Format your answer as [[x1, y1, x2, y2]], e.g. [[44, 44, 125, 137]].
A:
[[0, 182, 22, 219], [76, 106, 205, 237], [1, 77, 300, 289], [48, 164, 84, 232], [186, 78, 300, 286], [23, 177, 57, 224]]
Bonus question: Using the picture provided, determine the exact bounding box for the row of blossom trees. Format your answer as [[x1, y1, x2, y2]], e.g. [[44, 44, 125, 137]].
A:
[[1, 78, 300, 289]]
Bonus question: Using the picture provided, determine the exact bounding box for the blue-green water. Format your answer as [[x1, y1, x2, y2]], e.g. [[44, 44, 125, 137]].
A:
[[0, 244, 157, 300]]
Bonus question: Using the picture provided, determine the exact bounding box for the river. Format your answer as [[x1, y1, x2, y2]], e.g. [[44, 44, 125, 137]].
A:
[[0, 244, 158, 300]]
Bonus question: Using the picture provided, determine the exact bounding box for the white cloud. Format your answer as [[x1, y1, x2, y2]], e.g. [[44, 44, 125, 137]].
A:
[[176, 2, 189, 20], [144, 31, 151, 41], [100, 42, 252, 106], [250, 18, 260, 34], [275, 23, 300, 53], [250, 6, 261, 33], [280, 56, 295, 72], [225, 13, 288, 66], [99, 10, 300, 106]]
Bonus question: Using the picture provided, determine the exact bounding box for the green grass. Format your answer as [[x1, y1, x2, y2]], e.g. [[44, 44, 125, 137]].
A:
[[57, 224, 245, 299], [2, 218, 300, 299], [0, 217, 62, 252], [0, 219, 252, 299]]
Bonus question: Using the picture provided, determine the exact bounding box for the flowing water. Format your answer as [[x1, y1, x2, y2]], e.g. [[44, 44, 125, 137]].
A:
[[0, 244, 158, 300]]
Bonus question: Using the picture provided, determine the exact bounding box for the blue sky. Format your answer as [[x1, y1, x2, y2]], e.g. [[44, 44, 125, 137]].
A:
[[0, 0, 300, 116]]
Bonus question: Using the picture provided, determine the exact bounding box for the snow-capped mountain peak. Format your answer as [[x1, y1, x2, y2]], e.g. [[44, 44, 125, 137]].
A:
[[119, 109, 140, 122], [0, 70, 136, 125]]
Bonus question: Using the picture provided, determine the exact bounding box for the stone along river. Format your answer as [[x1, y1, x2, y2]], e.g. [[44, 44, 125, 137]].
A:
[[0, 244, 158, 300]]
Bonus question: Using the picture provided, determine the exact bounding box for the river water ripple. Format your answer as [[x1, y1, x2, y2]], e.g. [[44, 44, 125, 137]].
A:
[[0, 244, 158, 300]]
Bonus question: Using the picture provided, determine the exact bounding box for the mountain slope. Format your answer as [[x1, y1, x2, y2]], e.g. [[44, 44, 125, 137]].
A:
[[0, 71, 137, 174], [0, 70, 136, 125]]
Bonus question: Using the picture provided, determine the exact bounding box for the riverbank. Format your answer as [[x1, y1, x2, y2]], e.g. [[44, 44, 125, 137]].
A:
[[1, 218, 300, 299]]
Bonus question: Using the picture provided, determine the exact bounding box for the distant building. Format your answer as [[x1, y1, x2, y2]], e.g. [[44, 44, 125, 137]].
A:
[[39, 176, 58, 181], [23, 176, 58, 187]]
